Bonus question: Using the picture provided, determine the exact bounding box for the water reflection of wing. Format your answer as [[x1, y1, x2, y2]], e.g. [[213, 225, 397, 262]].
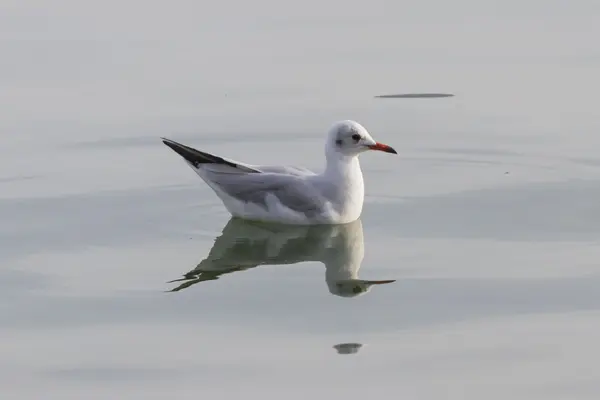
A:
[[168, 264, 251, 292], [167, 218, 339, 292]]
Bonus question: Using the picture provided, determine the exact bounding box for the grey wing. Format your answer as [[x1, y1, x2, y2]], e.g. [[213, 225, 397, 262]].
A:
[[200, 169, 327, 215], [251, 165, 316, 177]]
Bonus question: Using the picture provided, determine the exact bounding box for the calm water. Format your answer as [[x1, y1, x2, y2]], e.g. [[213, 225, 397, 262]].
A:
[[2, 1, 600, 399]]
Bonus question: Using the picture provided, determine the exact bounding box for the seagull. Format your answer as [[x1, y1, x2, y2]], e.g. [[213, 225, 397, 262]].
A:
[[161, 120, 397, 225], [167, 218, 396, 297]]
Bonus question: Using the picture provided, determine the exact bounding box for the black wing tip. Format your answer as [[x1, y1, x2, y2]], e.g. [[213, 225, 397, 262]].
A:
[[160, 137, 260, 172], [161, 137, 176, 146], [160, 137, 175, 149], [160, 138, 205, 166]]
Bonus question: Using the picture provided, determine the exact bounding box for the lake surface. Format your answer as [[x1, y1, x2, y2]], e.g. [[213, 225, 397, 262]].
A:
[[2, 1, 600, 399]]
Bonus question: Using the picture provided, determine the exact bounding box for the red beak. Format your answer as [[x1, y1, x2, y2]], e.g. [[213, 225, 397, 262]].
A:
[[368, 142, 397, 154]]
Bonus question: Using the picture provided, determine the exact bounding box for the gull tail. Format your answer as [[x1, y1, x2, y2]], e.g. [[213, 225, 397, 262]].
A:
[[161, 137, 259, 173]]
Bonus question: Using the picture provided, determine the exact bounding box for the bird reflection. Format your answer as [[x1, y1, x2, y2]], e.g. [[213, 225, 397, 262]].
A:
[[167, 218, 395, 297]]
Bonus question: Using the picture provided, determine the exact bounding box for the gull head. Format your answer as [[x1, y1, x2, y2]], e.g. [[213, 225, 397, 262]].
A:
[[326, 120, 397, 157]]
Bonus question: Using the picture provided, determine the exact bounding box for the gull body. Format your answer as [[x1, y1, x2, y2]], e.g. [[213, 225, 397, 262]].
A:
[[162, 120, 397, 225]]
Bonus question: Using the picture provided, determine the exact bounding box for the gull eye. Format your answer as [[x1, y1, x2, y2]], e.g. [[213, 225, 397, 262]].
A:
[[351, 133, 361, 142]]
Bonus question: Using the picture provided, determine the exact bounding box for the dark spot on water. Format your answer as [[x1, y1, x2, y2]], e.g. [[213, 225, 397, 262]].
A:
[[333, 343, 363, 355], [374, 93, 455, 99]]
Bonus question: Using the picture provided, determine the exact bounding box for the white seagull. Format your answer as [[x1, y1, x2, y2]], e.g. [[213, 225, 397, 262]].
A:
[[162, 120, 397, 225]]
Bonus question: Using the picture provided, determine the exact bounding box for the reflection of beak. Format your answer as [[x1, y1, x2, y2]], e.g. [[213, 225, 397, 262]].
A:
[[364, 279, 396, 285], [368, 142, 397, 154]]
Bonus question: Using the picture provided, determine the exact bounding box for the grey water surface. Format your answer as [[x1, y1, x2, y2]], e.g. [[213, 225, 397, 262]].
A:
[[2, 1, 600, 399]]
